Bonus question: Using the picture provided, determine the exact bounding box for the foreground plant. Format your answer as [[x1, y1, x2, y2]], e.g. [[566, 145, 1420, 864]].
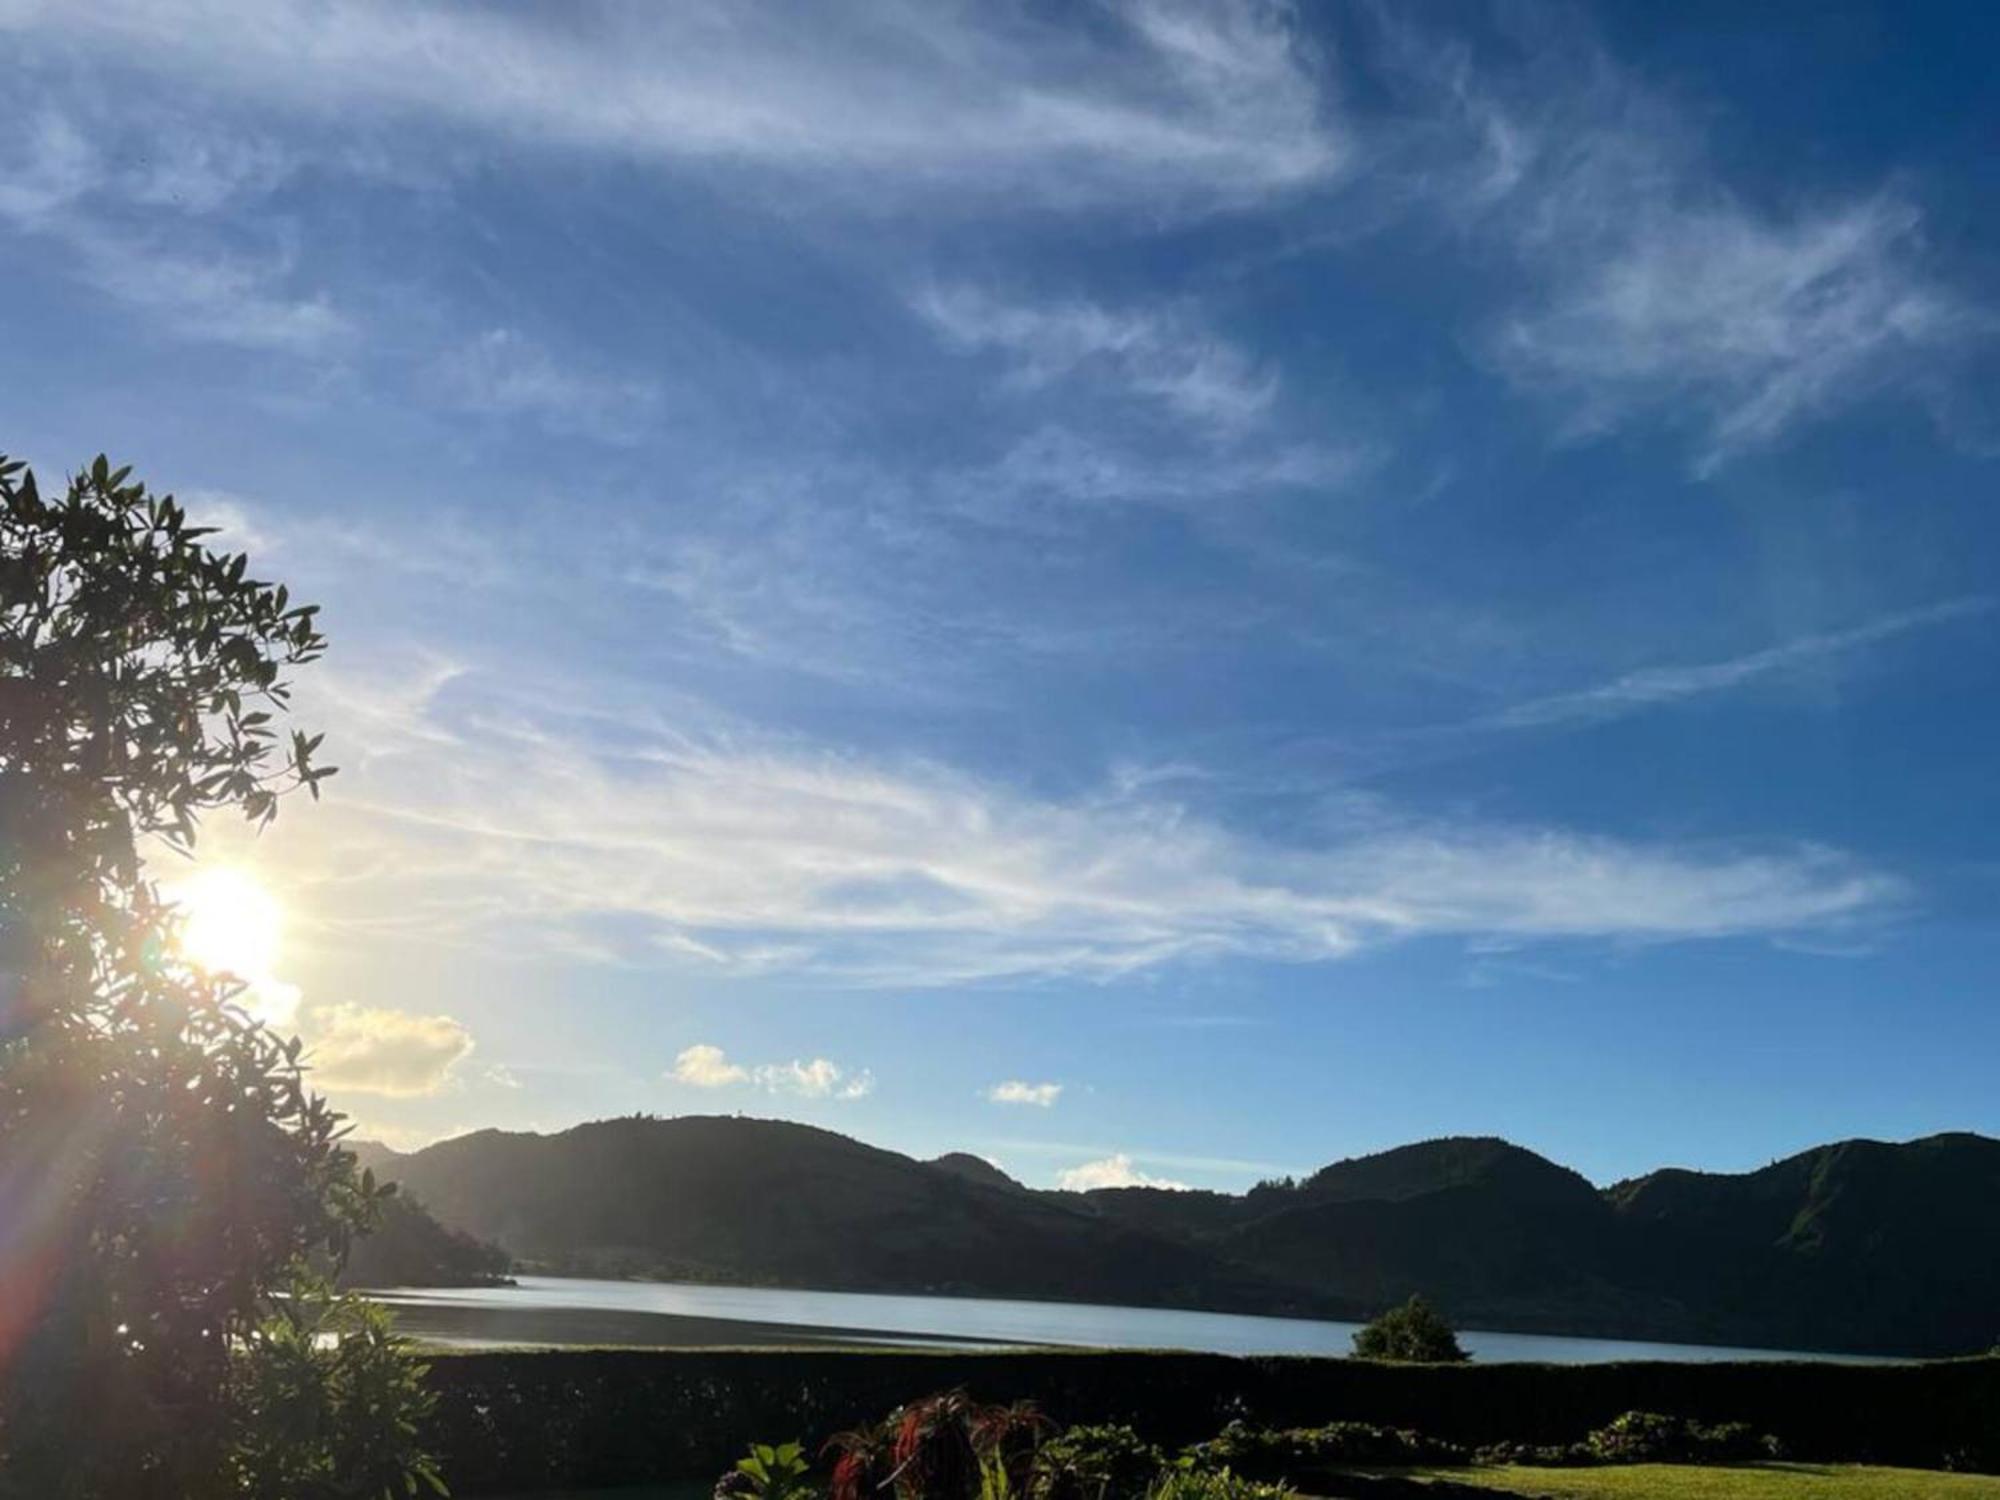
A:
[[228, 1280, 446, 1498], [719, 1441, 817, 1500], [0, 454, 435, 1496]]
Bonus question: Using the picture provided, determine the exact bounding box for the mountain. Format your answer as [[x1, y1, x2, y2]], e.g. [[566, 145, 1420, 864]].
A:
[[359, 1119, 2000, 1356], [1213, 1140, 1647, 1329], [1062, 1137, 1670, 1340], [929, 1152, 1027, 1192], [363, 1115, 1336, 1316], [1606, 1131, 2000, 1354], [339, 1190, 514, 1290]]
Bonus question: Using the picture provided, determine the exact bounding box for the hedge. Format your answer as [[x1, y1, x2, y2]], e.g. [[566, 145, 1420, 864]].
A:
[[419, 1347, 2000, 1494]]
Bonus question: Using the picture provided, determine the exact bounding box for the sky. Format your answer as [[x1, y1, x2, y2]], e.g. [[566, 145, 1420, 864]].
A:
[[4, 0, 1999, 1192]]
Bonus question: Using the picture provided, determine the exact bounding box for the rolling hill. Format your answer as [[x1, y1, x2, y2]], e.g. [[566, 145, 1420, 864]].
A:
[[354, 1119, 2000, 1356], [355, 1115, 1337, 1316]]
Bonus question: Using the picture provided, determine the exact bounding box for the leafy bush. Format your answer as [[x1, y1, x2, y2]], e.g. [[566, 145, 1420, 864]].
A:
[[824, 1418, 895, 1500], [1470, 1440, 1597, 1467], [1191, 1419, 1465, 1478], [1351, 1297, 1469, 1363], [226, 1278, 446, 1499], [1033, 1423, 1167, 1500], [721, 1441, 816, 1500], [822, 1391, 1057, 1500], [1583, 1411, 1781, 1464], [1145, 1467, 1296, 1500]]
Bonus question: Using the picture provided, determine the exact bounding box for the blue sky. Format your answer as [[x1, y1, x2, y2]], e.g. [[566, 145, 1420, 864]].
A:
[[6, 0, 1999, 1190]]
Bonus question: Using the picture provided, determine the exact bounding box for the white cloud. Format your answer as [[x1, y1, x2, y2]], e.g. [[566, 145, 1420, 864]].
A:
[[1488, 598, 1994, 732], [224, 658, 1905, 989], [963, 425, 1366, 515], [429, 329, 659, 442], [755, 1058, 875, 1100], [81, 238, 347, 353], [987, 1080, 1063, 1107], [303, 1002, 475, 1097], [1375, 16, 1985, 466], [918, 287, 1275, 430], [0, 107, 347, 353], [1496, 196, 1967, 467], [669, 1043, 872, 1099], [1056, 1152, 1189, 1191], [670, 1042, 749, 1088], [3, 0, 1343, 211]]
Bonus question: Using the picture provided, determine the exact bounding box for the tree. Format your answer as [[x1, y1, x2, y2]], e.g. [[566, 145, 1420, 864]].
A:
[[0, 453, 439, 1496], [1350, 1295, 1469, 1363]]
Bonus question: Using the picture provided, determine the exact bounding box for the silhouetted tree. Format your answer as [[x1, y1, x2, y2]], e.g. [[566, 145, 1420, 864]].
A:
[[1351, 1295, 1469, 1363], [0, 454, 439, 1496]]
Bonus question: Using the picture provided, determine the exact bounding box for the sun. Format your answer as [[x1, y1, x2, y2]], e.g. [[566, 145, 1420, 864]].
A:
[[174, 867, 285, 982]]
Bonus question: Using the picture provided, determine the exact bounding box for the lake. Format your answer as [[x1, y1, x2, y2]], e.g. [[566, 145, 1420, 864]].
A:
[[374, 1275, 1888, 1364]]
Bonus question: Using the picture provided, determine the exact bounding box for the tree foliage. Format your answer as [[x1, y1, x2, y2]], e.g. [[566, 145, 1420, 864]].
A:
[[0, 453, 436, 1496], [1350, 1295, 1469, 1363]]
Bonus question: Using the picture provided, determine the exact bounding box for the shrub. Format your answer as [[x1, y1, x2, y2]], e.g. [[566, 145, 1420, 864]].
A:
[[1471, 1440, 1597, 1467], [1035, 1423, 1168, 1500], [1583, 1411, 1781, 1464], [825, 1419, 896, 1500], [226, 1279, 446, 1499], [1191, 1419, 1465, 1478], [821, 1391, 1058, 1500], [1146, 1467, 1295, 1500], [1351, 1297, 1469, 1363]]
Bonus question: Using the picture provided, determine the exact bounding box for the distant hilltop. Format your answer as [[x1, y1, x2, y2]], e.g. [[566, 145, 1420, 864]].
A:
[[350, 1119, 2000, 1358]]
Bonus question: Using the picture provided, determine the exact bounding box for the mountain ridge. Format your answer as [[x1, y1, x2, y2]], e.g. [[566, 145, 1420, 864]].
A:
[[351, 1118, 2000, 1356]]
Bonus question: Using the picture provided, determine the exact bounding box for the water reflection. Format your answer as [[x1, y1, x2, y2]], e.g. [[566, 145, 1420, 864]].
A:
[[374, 1276, 1890, 1364]]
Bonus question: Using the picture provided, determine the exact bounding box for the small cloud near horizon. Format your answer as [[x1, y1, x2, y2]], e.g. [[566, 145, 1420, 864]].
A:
[[1056, 1153, 1191, 1192], [669, 1043, 873, 1101], [986, 1080, 1063, 1107], [305, 1002, 475, 1097]]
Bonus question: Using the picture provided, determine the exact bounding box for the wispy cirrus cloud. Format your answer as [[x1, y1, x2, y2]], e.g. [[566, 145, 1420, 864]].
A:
[[210, 654, 1906, 991], [0, 109, 348, 353], [2, 0, 1344, 211], [917, 286, 1276, 431], [1372, 12, 1988, 467], [1486, 597, 1993, 732], [427, 329, 661, 442], [1494, 195, 1971, 468]]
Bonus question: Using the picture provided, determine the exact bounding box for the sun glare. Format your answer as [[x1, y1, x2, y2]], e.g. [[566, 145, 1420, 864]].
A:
[[175, 867, 285, 982]]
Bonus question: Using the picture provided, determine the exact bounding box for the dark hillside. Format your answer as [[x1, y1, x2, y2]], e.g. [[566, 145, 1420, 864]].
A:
[[1609, 1131, 2000, 1354], [929, 1153, 1026, 1192], [1208, 1139, 1651, 1334], [363, 1117, 2000, 1354], [372, 1115, 1336, 1315], [1051, 1184, 1249, 1239], [340, 1191, 512, 1289]]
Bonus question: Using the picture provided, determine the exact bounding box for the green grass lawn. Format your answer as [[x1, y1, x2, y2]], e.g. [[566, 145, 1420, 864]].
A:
[[1386, 1462, 2000, 1498]]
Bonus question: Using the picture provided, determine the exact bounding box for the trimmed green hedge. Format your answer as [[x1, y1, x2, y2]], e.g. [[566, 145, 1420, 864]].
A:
[[420, 1348, 2000, 1495]]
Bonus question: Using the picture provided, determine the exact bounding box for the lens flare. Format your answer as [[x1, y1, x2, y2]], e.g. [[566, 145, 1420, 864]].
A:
[[174, 867, 284, 982]]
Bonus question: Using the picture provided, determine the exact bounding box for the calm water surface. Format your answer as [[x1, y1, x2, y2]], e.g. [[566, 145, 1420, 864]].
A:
[[378, 1275, 1886, 1364]]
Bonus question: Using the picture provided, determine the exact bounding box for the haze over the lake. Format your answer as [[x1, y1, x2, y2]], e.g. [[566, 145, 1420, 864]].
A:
[[8, 0, 1997, 1189]]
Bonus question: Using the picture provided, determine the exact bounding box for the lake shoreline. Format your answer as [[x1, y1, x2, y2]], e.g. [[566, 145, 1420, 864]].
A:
[[373, 1275, 1898, 1364], [380, 1296, 1015, 1351]]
